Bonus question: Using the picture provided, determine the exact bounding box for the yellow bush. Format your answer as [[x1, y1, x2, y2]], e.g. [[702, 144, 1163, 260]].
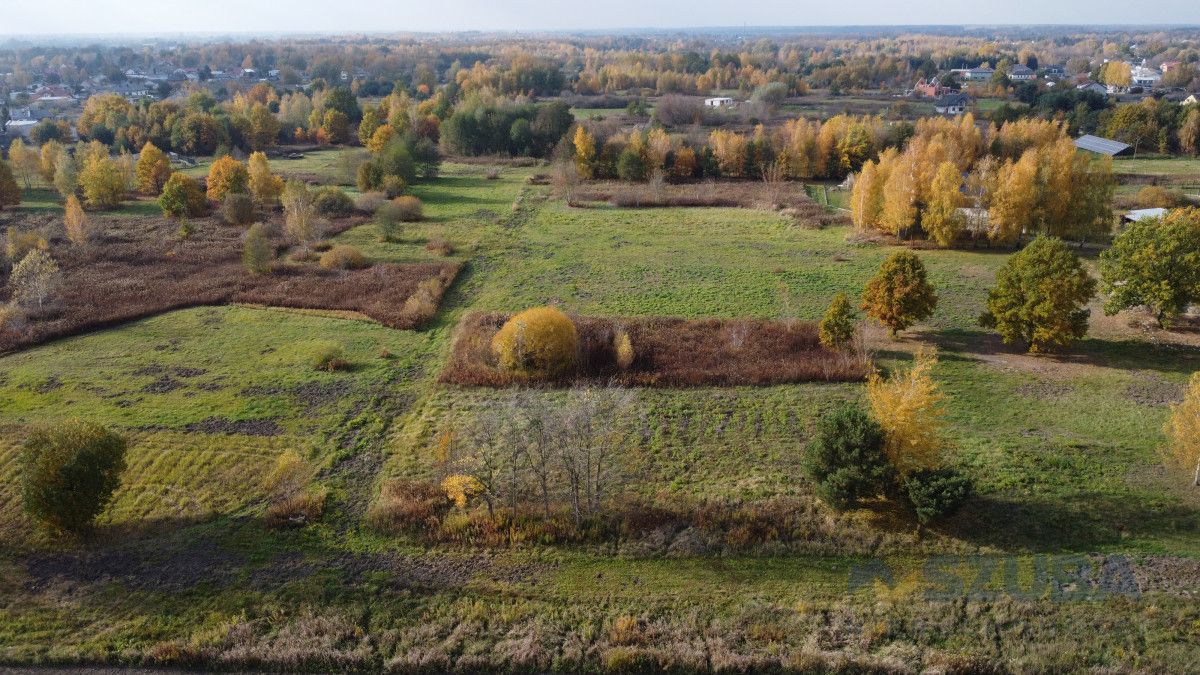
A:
[[442, 474, 484, 508], [491, 306, 578, 377], [866, 347, 947, 475], [319, 244, 368, 270], [614, 330, 634, 370]]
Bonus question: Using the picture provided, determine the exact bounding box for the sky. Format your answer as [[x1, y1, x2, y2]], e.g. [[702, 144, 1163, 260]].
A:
[[5, 0, 1200, 36]]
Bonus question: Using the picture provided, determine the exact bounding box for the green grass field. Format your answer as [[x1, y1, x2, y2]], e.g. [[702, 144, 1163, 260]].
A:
[[0, 159, 1198, 671], [1112, 156, 1200, 176]]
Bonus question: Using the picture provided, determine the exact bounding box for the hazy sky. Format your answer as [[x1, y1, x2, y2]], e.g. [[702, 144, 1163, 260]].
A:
[[5, 0, 1200, 35]]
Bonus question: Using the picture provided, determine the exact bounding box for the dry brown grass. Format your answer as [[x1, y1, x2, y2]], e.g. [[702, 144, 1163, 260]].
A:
[[440, 312, 870, 387], [0, 214, 460, 351]]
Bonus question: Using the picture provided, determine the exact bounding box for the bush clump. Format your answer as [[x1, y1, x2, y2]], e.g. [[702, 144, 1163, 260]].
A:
[[242, 222, 273, 274], [391, 195, 423, 222], [902, 468, 973, 525], [312, 186, 355, 217], [319, 244, 368, 270], [491, 306, 579, 378], [425, 237, 454, 256], [803, 404, 893, 509], [221, 192, 255, 225], [308, 340, 349, 371], [20, 420, 127, 533]]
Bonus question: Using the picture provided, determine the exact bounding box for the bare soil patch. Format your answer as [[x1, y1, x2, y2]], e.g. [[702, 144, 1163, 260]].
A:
[[0, 215, 460, 352], [441, 312, 871, 387]]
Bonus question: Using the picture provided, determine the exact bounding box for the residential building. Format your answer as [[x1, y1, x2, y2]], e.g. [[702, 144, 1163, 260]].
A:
[[934, 93, 970, 115], [704, 97, 735, 108], [1076, 81, 1108, 95], [1008, 64, 1036, 81], [1131, 65, 1162, 87], [912, 78, 945, 97]]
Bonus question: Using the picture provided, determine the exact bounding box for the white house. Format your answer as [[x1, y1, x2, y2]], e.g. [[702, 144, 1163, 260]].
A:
[[1131, 66, 1162, 87], [704, 97, 735, 108], [934, 93, 970, 115]]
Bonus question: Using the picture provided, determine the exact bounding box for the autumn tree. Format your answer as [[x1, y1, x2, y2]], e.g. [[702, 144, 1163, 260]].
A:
[[321, 110, 350, 145], [7, 139, 39, 189], [880, 151, 918, 236], [247, 103, 281, 150], [850, 159, 883, 230], [52, 152, 78, 199], [1100, 209, 1200, 327], [980, 236, 1096, 353], [10, 249, 60, 310], [0, 160, 20, 209], [1162, 372, 1200, 487], [159, 172, 207, 218], [867, 348, 948, 475], [819, 292, 857, 350], [282, 180, 321, 250], [367, 125, 396, 154], [242, 222, 273, 274], [573, 125, 596, 179], [206, 155, 249, 202], [38, 140, 63, 184], [922, 160, 964, 247], [357, 108, 381, 146], [63, 195, 91, 245], [1099, 61, 1131, 88], [134, 142, 172, 195], [861, 250, 938, 336], [987, 152, 1039, 245], [248, 151, 285, 208], [1180, 108, 1200, 157], [78, 153, 125, 210]]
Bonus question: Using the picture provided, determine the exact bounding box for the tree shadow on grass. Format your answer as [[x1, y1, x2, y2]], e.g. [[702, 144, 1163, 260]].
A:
[[928, 328, 1200, 377], [937, 492, 1200, 553]]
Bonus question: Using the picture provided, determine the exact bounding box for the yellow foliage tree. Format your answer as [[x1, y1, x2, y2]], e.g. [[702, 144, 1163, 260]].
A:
[[367, 125, 396, 154], [206, 155, 249, 202], [922, 160, 964, 247], [1162, 372, 1200, 487], [573, 126, 596, 179], [867, 348, 947, 475], [135, 142, 172, 195], [78, 153, 125, 210], [38, 140, 63, 184], [248, 151, 284, 208], [987, 152, 1039, 245], [880, 152, 917, 236], [63, 194, 90, 245]]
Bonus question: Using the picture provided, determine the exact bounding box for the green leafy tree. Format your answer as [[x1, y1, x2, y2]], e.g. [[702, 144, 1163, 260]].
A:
[[243, 222, 273, 274], [1100, 209, 1200, 327], [803, 404, 894, 510], [860, 250, 938, 336], [980, 236, 1096, 352], [20, 420, 127, 533], [159, 172, 207, 218], [819, 292, 857, 350]]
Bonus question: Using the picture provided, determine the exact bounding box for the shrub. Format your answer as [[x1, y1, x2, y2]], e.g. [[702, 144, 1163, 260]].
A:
[[262, 450, 325, 528], [614, 329, 635, 370], [159, 172, 207, 218], [400, 277, 442, 325], [382, 175, 407, 199], [818, 292, 857, 350], [425, 238, 454, 256], [319, 244, 368, 270], [5, 226, 48, 263], [265, 489, 327, 528], [1162, 371, 1200, 487], [312, 186, 355, 217], [902, 468, 973, 524], [392, 195, 423, 221], [354, 191, 386, 213], [221, 192, 255, 225], [867, 348, 946, 475], [1134, 185, 1191, 209], [376, 201, 404, 242], [20, 420, 127, 533], [491, 306, 579, 378], [308, 340, 349, 371], [242, 222, 273, 275], [803, 404, 893, 510], [367, 479, 450, 535]]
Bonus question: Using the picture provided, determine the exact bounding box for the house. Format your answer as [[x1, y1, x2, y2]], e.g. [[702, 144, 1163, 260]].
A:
[[1009, 64, 1036, 81], [1074, 134, 1132, 157], [1131, 66, 1162, 87], [1184, 94, 1198, 106], [3, 119, 40, 139], [704, 97, 735, 108], [1042, 64, 1066, 78], [934, 93, 970, 115], [1123, 207, 1168, 223], [1076, 81, 1108, 95], [959, 67, 995, 82], [912, 78, 944, 97]]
